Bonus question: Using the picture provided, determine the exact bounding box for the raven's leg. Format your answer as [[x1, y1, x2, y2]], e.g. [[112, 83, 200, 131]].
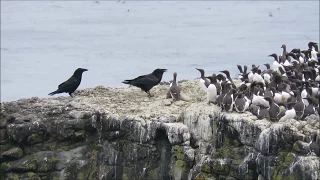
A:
[[147, 91, 153, 97], [69, 93, 74, 98]]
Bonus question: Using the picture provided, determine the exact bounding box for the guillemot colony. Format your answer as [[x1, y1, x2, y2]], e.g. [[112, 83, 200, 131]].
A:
[[192, 42, 320, 123]]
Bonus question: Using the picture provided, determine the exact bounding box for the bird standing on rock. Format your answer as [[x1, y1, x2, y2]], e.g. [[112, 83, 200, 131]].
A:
[[220, 70, 236, 89], [256, 104, 270, 120], [302, 95, 316, 120], [234, 92, 249, 113], [167, 72, 181, 101], [197, 42, 319, 122], [309, 133, 319, 156], [196, 68, 210, 93], [263, 96, 280, 121], [279, 102, 296, 121], [122, 68, 167, 97], [269, 53, 285, 74], [222, 86, 236, 112], [206, 75, 218, 104], [48, 68, 88, 98]]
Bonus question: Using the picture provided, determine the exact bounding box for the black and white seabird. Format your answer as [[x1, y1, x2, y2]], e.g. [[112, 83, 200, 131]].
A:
[[309, 133, 319, 156], [308, 42, 318, 61], [234, 91, 249, 113], [264, 96, 280, 121], [217, 81, 228, 108], [301, 49, 312, 61], [196, 68, 210, 93], [301, 82, 311, 106], [251, 67, 265, 86], [301, 95, 316, 120], [212, 74, 221, 95], [292, 90, 305, 119], [279, 102, 296, 121], [256, 104, 270, 120], [270, 87, 282, 104], [206, 75, 218, 104], [269, 53, 285, 74], [278, 82, 292, 103], [251, 84, 269, 108], [287, 88, 297, 103], [262, 64, 272, 85], [221, 85, 236, 112], [268, 71, 283, 90], [216, 74, 227, 83], [220, 70, 237, 89]]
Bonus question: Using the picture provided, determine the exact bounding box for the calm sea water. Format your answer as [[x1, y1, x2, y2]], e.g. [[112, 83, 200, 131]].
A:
[[1, 1, 319, 102]]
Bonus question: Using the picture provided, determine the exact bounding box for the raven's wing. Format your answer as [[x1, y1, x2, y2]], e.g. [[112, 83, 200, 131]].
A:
[[58, 77, 78, 90], [126, 74, 158, 86]]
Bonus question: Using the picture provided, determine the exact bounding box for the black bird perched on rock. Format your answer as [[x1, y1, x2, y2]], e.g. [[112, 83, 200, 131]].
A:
[[48, 68, 88, 98], [122, 68, 167, 97]]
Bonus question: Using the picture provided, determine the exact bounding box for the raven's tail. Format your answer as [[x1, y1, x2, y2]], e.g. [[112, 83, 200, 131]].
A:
[[48, 90, 59, 96]]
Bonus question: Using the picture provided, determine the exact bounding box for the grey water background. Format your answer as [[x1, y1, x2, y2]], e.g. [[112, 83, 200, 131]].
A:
[[1, 1, 319, 102]]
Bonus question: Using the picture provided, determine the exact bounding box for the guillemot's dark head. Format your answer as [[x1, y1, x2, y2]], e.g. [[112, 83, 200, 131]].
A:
[[195, 68, 205, 76], [205, 76, 214, 83], [268, 53, 278, 60], [263, 96, 273, 103], [219, 70, 231, 78], [290, 83, 297, 90], [287, 102, 296, 109], [290, 48, 300, 53], [308, 42, 318, 48], [216, 74, 226, 81]]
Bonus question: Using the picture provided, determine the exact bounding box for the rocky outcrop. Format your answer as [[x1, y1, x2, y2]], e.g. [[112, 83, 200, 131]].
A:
[[1, 80, 319, 180]]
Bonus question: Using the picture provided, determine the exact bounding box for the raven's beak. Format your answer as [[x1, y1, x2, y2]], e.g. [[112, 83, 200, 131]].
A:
[[84, 69, 88, 71]]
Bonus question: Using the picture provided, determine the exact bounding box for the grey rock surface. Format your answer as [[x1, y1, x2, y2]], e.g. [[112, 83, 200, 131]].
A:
[[1, 80, 319, 180]]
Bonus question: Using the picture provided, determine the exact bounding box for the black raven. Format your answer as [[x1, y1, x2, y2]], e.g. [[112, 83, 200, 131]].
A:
[[122, 68, 167, 97], [48, 68, 88, 98]]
